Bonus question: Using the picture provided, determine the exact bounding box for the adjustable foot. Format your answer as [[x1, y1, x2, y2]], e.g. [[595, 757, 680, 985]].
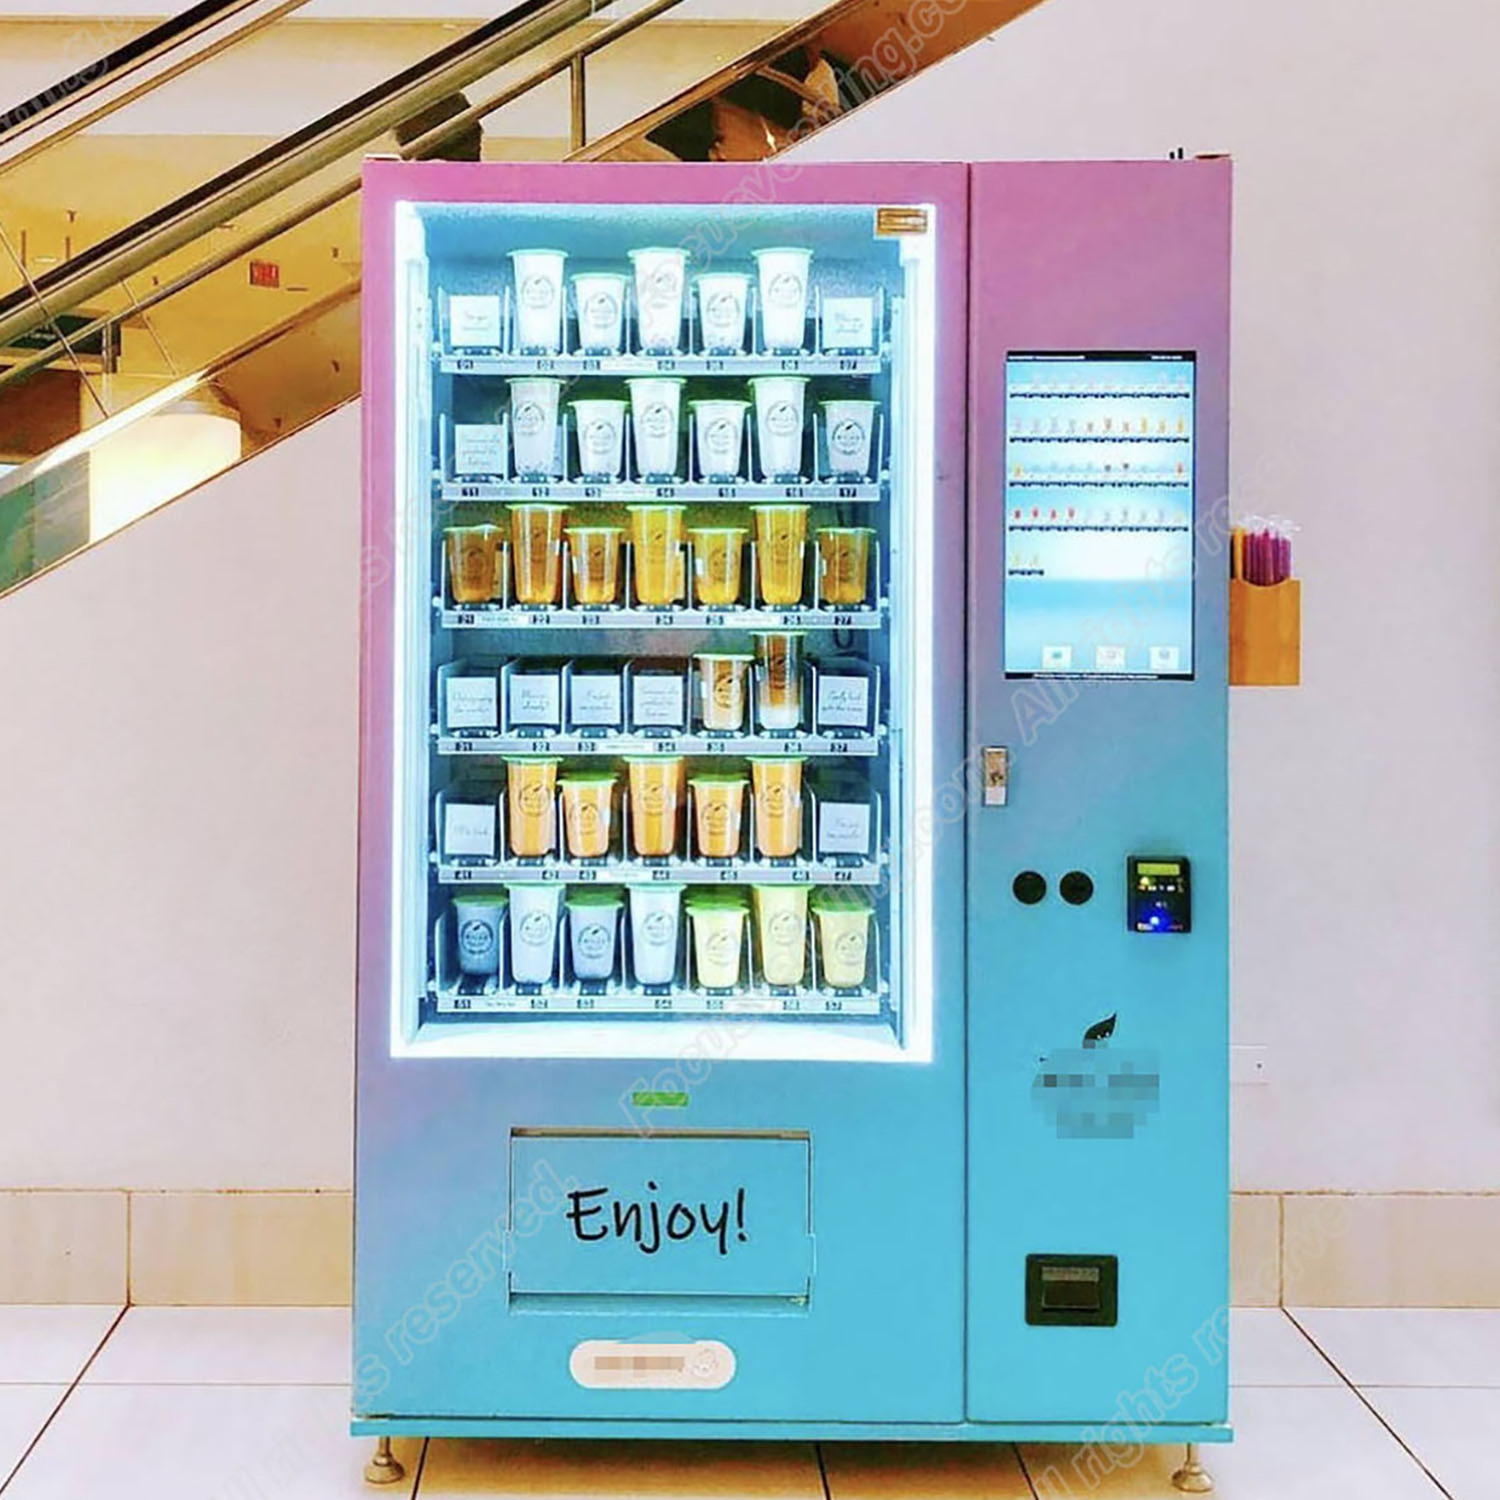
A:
[[1171, 1442, 1214, 1494], [363, 1436, 405, 1486]]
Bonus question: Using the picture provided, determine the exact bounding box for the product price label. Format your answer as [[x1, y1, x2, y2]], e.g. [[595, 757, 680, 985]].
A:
[[818, 802, 871, 856], [448, 295, 502, 349], [444, 802, 498, 858], [632, 675, 686, 728], [446, 675, 499, 730], [453, 424, 505, 477], [508, 674, 562, 726], [570, 674, 623, 727], [816, 675, 871, 729]]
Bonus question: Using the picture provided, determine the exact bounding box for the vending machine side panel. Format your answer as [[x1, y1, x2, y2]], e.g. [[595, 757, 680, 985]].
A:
[[964, 160, 1232, 1429]]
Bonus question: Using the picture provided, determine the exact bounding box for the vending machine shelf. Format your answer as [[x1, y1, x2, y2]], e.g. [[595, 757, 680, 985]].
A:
[[436, 603, 887, 631], [439, 352, 885, 377], [438, 480, 884, 504], [436, 857, 884, 887], [434, 730, 885, 757], [429, 982, 886, 1017]]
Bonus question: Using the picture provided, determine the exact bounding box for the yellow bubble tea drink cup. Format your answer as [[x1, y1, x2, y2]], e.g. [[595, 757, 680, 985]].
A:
[[753, 884, 809, 987], [689, 774, 747, 860], [558, 771, 616, 859], [445, 524, 502, 605], [566, 525, 623, 606], [508, 503, 567, 606], [504, 756, 560, 858], [626, 756, 685, 858], [751, 504, 810, 606], [686, 891, 748, 990], [749, 756, 805, 859], [816, 526, 875, 607], [694, 652, 752, 732], [752, 630, 805, 730], [627, 504, 687, 607], [812, 888, 874, 989], [688, 526, 746, 607]]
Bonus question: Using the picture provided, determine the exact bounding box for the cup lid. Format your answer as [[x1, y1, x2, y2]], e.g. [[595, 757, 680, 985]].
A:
[[567, 886, 624, 908], [687, 526, 749, 538], [747, 374, 809, 387], [625, 375, 688, 388], [751, 629, 807, 641], [688, 773, 748, 786], [748, 754, 807, 765], [693, 651, 753, 662], [509, 248, 568, 258], [689, 398, 750, 410], [565, 524, 624, 536], [624, 754, 686, 765], [625, 502, 688, 514], [629, 246, 688, 259], [752, 247, 813, 259], [443, 524, 501, 535], [505, 503, 568, 515], [453, 892, 509, 907], [749, 504, 811, 515], [816, 525, 878, 537], [685, 889, 749, 909], [811, 887, 873, 914], [502, 755, 561, 766], [558, 771, 617, 785]]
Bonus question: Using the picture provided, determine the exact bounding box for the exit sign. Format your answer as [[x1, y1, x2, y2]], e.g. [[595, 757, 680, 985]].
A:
[[248, 260, 280, 288]]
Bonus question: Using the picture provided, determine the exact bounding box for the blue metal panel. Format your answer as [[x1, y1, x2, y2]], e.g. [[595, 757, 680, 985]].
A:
[[964, 162, 1232, 1427], [507, 1134, 813, 1298]]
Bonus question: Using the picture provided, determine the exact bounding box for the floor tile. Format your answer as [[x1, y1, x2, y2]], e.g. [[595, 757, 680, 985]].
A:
[[1291, 1308, 1500, 1386], [417, 1438, 824, 1496], [0, 1388, 67, 1484], [84, 1305, 350, 1385], [1230, 1309, 1339, 1387], [822, 1441, 1031, 1497], [1, 1383, 418, 1499], [0, 1306, 120, 1384], [1364, 1387, 1500, 1500], [1021, 1386, 1442, 1498]]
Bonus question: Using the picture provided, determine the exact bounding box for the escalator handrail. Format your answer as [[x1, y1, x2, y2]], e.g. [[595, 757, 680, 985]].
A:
[[0, 0, 598, 351], [0, 0, 299, 148]]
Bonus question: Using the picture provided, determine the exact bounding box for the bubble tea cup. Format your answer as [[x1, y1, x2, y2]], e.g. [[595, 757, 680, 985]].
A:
[[445, 524, 501, 604]]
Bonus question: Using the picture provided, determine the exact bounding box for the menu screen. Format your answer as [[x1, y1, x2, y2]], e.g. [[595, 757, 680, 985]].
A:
[[1003, 352, 1195, 678]]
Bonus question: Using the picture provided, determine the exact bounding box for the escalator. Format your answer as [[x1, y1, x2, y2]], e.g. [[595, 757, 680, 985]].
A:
[[0, 0, 1043, 594]]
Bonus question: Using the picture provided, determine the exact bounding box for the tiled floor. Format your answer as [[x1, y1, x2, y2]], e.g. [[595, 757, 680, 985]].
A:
[[0, 1306, 1492, 1496]]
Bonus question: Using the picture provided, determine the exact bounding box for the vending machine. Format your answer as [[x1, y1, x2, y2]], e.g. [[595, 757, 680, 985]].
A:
[[354, 159, 1230, 1469]]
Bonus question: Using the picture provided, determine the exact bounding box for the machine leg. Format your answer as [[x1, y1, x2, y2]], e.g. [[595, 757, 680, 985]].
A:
[[363, 1436, 406, 1486], [1170, 1442, 1214, 1494]]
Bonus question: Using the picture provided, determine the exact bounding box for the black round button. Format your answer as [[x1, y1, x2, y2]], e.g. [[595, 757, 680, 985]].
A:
[[1013, 871, 1047, 905], [1060, 870, 1095, 906]]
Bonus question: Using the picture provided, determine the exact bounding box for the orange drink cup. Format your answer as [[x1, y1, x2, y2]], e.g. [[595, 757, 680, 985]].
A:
[[559, 772, 616, 859], [626, 756, 684, 858], [752, 884, 809, 987], [688, 526, 746, 606], [751, 504, 809, 606], [627, 504, 687, 606], [566, 525, 623, 606], [812, 888, 873, 989], [689, 774, 747, 859], [686, 892, 748, 989], [749, 756, 804, 859], [695, 652, 751, 732], [504, 756, 560, 857], [752, 630, 805, 730], [445, 524, 502, 604], [816, 526, 875, 606], [509, 504, 567, 605]]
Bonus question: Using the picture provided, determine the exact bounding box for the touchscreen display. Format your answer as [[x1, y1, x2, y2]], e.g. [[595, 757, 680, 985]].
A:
[[1004, 352, 1194, 678]]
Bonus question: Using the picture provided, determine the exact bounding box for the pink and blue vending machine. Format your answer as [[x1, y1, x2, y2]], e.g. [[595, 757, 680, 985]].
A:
[[354, 159, 1231, 1454]]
